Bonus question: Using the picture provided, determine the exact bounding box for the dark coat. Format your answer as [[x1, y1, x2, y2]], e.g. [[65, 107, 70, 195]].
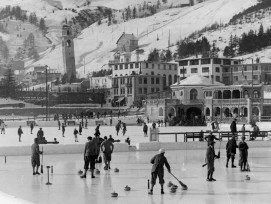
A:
[[230, 121, 237, 133], [150, 154, 170, 174], [226, 138, 238, 154]]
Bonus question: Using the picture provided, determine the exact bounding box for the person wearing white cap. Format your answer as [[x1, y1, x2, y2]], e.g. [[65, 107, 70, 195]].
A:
[[148, 148, 171, 195]]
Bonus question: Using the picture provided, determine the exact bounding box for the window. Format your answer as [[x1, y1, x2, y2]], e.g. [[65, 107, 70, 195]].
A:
[[223, 76, 230, 83], [243, 66, 247, 71], [151, 88, 155, 93], [120, 88, 125, 95], [223, 59, 231, 65], [190, 59, 199, 65], [169, 65, 171, 70], [144, 78, 147, 84], [125, 64, 128, 69], [215, 67, 220, 72], [201, 59, 210, 64], [144, 88, 147, 94], [152, 64, 154, 69], [164, 64, 166, 70], [202, 67, 209, 73], [66, 40, 71, 47], [253, 90, 259, 98], [234, 76, 238, 81], [253, 75, 258, 80], [151, 71, 154, 75], [120, 65, 123, 70], [114, 65, 118, 70], [151, 78, 154, 84], [215, 76, 220, 82], [139, 88, 142, 94], [135, 63, 139, 68], [213, 58, 221, 64], [114, 89, 118, 95], [234, 61, 239, 65], [175, 65, 177, 70], [244, 75, 247, 80], [156, 88, 160, 92], [234, 67, 238, 72], [158, 64, 160, 69], [223, 67, 230, 72], [168, 75, 172, 85], [146, 63, 149, 68], [253, 65, 258, 71], [191, 68, 198, 73], [130, 64, 134, 69], [190, 89, 198, 100], [128, 88, 132, 94], [180, 69, 187, 74], [120, 78, 125, 84], [139, 78, 142, 84], [179, 60, 188, 66], [156, 78, 160, 84]]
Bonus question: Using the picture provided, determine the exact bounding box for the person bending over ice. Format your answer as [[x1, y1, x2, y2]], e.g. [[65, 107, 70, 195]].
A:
[[148, 148, 171, 195]]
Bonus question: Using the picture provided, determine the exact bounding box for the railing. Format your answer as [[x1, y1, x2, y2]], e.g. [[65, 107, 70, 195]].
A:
[[152, 130, 271, 143]]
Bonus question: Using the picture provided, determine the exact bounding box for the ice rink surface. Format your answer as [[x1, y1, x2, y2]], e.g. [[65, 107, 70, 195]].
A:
[[0, 147, 271, 204]]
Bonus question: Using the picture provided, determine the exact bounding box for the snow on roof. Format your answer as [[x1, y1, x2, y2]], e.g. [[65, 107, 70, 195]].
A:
[[171, 74, 225, 87]]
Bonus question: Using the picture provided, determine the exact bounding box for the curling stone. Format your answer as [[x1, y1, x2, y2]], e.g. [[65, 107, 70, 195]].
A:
[[111, 192, 118, 197], [181, 185, 188, 190], [78, 170, 83, 175], [167, 181, 173, 187], [245, 175, 250, 180], [124, 185, 131, 191], [170, 188, 176, 193], [171, 184, 178, 189], [95, 169, 100, 174], [114, 168, 119, 172]]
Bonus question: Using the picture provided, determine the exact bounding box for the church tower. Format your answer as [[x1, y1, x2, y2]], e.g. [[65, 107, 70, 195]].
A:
[[62, 24, 76, 81]]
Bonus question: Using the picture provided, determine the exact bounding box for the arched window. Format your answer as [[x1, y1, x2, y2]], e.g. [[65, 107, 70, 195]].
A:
[[206, 108, 210, 116], [244, 90, 249, 98], [168, 75, 172, 86], [67, 30, 70, 35], [190, 89, 198, 100], [159, 107, 164, 116], [253, 90, 259, 98]]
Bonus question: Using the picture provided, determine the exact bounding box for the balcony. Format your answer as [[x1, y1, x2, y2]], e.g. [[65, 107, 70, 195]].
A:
[[125, 83, 132, 87], [181, 99, 204, 105], [205, 98, 248, 105]]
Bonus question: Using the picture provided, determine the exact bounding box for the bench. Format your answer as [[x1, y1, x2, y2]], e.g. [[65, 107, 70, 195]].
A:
[[249, 131, 268, 140], [185, 132, 204, 142]]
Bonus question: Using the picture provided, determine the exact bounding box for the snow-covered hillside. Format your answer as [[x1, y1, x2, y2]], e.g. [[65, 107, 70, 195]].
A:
[[29, 0, 257, 77], [0, 0, 258, 77]]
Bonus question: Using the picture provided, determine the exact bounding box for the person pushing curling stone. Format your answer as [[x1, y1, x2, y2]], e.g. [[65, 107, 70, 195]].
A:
[[148, 148, 171, 195]]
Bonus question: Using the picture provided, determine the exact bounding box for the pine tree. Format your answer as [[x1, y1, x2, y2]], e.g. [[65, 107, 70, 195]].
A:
[[32, 48, 39, 61], [258, 24, 265, 50], [39, 18, 46, 33], [148, 48, 160, 62], [69, 73, 76, 83], [2, 44, 9, 60], [133, 7, 137, 18], [165, 49, 172, 62], [3, 69, 16, 97]]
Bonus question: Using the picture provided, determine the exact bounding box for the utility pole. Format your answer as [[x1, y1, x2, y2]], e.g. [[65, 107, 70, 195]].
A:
[[251, 59, 254, 123], [45, 65, 48, 121]]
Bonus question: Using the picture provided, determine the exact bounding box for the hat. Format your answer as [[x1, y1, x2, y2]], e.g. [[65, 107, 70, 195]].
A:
[[87, 136, 92, 140], [158, 148, 165, 154]]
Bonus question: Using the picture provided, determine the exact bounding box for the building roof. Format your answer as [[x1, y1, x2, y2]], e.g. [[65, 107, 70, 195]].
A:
[[171, 74, 225, 87], [116, 32, 138, 44]]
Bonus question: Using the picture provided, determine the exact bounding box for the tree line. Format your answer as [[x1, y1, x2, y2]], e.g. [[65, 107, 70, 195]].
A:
[[223, 24, 271, 57]]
